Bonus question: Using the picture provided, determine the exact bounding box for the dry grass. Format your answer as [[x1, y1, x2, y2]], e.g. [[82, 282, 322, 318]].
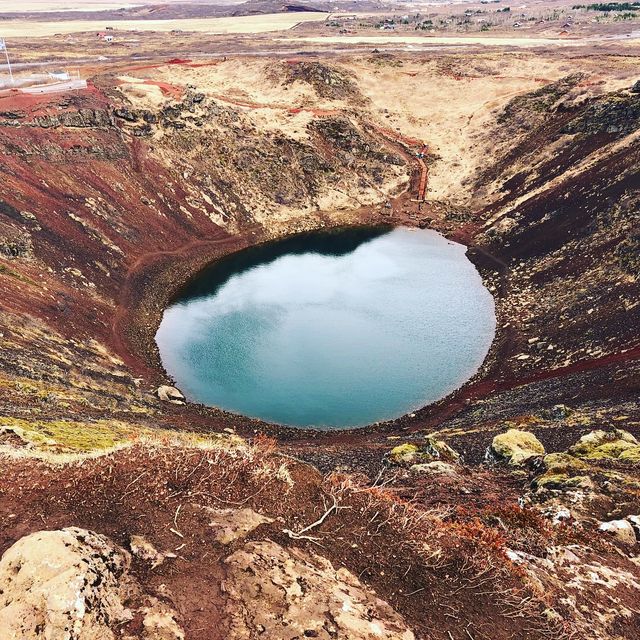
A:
[[287, 35, 581, 47], [0, 13, 328, 38]]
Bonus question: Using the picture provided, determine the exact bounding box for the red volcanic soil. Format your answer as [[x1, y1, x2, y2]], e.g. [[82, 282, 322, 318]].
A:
[[0, 442, 578, 640], [0, 76, 638, 470], [143, 79, 184, 99]]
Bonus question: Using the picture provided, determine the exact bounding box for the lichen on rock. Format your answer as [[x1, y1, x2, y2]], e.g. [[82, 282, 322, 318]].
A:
[[223, 540, 415, 640], [569, 429, 638, 460], [489, 429, 545, 465]]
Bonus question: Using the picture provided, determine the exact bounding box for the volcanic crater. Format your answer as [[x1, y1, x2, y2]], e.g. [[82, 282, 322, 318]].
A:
[[1, 42, 639, 640]]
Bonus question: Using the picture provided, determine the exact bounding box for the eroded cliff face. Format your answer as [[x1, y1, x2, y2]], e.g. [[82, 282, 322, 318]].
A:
[[0, 72, 407, 424]]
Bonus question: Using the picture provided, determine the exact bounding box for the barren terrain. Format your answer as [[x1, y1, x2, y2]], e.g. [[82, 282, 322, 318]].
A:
[[0, 2, 639, 638]]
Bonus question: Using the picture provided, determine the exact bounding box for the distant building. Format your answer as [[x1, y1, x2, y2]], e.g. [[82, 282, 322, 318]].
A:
[[104, 35, 114, 42]]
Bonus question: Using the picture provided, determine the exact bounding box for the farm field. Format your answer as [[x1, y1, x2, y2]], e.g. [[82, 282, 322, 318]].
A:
[[0, 12, 329, 37], [0, 0, 145, 10]]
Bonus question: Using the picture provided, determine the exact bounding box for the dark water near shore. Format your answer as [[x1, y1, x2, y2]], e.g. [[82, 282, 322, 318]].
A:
[[156, 227, 496, 429]]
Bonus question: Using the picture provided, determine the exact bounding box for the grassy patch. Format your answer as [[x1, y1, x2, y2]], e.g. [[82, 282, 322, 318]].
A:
[[0, 415, 246, 455], [0, 263, 37, 286]]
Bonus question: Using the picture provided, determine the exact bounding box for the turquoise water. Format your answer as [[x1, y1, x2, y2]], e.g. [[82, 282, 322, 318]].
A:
[[156, 227, 496, 429]]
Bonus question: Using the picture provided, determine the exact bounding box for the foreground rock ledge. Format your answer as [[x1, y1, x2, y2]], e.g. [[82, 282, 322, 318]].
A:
[[0, 527, 183, 640], [0, 526, 415, 640], [223, 539, 415, 640]]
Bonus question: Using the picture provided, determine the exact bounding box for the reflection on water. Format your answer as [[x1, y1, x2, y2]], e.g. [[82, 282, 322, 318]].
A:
[[156, 227, 496, 429]]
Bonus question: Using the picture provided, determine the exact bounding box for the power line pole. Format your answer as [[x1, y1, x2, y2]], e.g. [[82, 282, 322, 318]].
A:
[[0, 37, 14, 86]]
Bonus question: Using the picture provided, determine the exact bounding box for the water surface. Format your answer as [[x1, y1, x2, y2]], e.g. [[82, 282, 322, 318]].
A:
[[156, 227, 495, 429]]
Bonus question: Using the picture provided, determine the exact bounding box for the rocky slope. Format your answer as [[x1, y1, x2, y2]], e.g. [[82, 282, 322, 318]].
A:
[[0, 52, 639, 639]]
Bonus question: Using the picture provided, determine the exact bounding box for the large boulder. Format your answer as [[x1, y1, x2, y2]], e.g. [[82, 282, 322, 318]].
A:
[[0, 528, 183, 639], [0, 528, 132, 639], [156, 385, 185, 405], [569, 429, 638, 460], [489, 429, 545, 465], [223, 540, 415, 640]]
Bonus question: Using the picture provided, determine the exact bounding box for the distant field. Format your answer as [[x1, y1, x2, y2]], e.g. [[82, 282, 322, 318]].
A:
[[0, 1, 145, 11], [291, 35, 581, 47], [0, 12, 329, 38]]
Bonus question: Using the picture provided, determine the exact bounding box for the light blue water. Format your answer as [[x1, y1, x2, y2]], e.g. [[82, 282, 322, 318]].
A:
[[156, 227, 496, 429]]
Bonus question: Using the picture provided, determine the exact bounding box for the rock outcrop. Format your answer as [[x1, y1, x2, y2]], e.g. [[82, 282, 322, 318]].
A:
[[489, 429, 545, 465], [223, 540, 415, 640], [0, 528, 183, 640]]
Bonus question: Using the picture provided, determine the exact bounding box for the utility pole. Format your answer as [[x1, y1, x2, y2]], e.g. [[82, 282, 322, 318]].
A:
[[0, 37, 14, 86]]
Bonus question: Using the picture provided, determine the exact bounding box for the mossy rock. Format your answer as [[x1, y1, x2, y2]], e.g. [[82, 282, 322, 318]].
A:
[[387, 436, 459, 466], [619, 446, 640, 463], [534, 473, 593, 491], [490, 429, 545, 465], [569, 429, 638, 460], [543, 452, 588, 475], [388, 443, 421, 464], [422, 434, 460, 463]]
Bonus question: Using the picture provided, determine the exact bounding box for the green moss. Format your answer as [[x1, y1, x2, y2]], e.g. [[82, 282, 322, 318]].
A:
[[543, 452, 588, 474], [569, 429, 639, 459], [0, 263, 37, 286], [0, 416, 129, 452], [534, 473, 592, 491], [585, 441, 637, 459], [0, 415, 248, 456], [388, 443, 420, 464], [619, 446, 640, 463], [491, 429, 545, 465]]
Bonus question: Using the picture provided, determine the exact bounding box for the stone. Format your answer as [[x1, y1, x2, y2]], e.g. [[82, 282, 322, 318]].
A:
[[631, 80, 640, 94], [410, 461, 458, 475], [206, 507, 274, 545], [627, 515, 640, 538], [540, 404, 572, 420], [569, 429, 638, 460], [130, 535, 176, 569], [0, 528, 132, 639], [140, 601, 185, 640], [156, 385, 186, 405], [489, 429, 545, 465], [599, 519, 637, 545], [223, 540, 415, 639]]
